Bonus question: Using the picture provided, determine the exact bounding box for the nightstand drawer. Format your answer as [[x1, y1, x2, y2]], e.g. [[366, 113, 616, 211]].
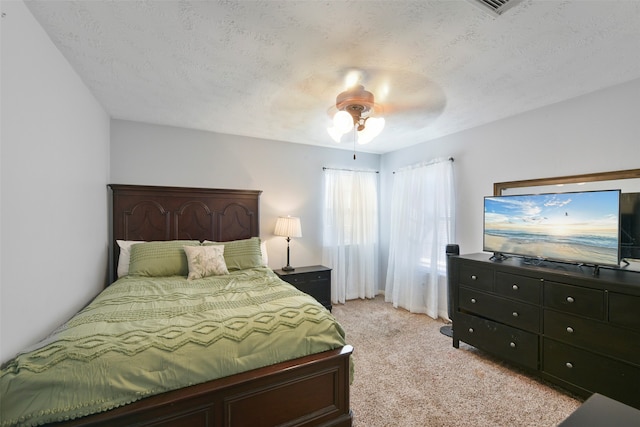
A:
[[285, 270, 330, 285], [274, 266, 332, 311]]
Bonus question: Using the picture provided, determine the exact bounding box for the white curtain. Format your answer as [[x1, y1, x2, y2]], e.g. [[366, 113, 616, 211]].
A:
[[322, 169, 378, 304], [385, 158, 455, 319]]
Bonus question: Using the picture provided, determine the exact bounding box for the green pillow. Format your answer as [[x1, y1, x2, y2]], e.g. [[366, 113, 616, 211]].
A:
[[204, 237, 262, 271], [128, 240, 200, 277]]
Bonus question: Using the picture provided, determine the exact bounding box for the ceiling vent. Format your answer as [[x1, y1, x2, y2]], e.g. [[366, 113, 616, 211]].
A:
[[468, 0, 525, 16]]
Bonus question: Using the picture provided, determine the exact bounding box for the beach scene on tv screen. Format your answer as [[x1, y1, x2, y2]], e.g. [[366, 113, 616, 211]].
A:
[[484, 191, 620, 265]]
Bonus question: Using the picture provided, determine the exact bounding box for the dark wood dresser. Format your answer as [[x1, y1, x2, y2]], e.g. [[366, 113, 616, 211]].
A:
[[274, 265, 332, 312], [450, 253, 640, 409]]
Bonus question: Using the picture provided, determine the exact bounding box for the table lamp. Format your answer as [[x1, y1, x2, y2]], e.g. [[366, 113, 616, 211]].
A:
[[274, 216, 302, 271]]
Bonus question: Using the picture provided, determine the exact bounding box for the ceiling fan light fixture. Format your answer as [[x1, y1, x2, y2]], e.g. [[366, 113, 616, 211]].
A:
[[327, 126, 344, 143], [365, 116, 385, 136], [327, 84, 385, 145], [357, 117, 385, 145], [333, 110, 354, 134]]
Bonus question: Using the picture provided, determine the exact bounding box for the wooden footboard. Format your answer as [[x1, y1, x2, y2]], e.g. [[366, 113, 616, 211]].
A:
[[50, 345, 353, 427]]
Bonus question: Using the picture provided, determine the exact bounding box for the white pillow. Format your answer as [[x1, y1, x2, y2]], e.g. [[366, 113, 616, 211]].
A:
[[116, 240, 144, 278], [260, 241, 269, 266], [184, 245, 229, 280]]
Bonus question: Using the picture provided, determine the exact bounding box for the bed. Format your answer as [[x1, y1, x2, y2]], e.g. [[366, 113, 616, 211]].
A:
[[0, 184, 353, 427]]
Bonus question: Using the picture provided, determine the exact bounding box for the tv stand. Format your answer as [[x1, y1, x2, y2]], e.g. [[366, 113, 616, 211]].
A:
[[450, 253, 640, 409]]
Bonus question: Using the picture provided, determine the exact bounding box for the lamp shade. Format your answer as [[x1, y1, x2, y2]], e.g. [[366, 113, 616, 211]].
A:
[[274, 216, 302, 238]]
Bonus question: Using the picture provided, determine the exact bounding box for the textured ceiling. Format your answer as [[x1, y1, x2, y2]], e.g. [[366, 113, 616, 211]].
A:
[[23, 0, 640, 154]]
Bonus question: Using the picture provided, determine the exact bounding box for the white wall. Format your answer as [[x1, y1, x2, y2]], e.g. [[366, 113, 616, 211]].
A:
[[379, 78, 640, 291], [110, 120, 380, 271], [0, 1, 110, 363]]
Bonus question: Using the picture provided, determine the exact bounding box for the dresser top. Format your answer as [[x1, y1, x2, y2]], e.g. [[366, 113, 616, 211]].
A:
[[456, 253, 640, 292]]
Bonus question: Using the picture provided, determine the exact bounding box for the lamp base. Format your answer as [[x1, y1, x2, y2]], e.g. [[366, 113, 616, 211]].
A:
[[282, 265, 295, 272]]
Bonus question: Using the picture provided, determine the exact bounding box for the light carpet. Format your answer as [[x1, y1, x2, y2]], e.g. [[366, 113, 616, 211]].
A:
[[331, 296, 582, 427]]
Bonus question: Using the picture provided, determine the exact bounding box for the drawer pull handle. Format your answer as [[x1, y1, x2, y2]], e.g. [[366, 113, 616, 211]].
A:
[[468, 328, 474, 333], [512, 312, 519, 317], [510, 342, 516, 348], [566, 326, 574, 333], [512, 284, 519, 291], [470, 298, 477, 304], [471, 275, 477, 280], [566, 296, 575, 303], [565, 362, 573, 369]]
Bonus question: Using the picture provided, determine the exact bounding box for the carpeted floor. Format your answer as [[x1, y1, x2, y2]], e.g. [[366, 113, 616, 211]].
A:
[[331, 296, 582, 427]]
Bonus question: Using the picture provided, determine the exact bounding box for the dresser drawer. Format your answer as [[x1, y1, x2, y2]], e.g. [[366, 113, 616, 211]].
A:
[[543, 310, 640, 366], [543, 338, 640, 409], [455, 311, 538, 370], [459, 287, 540, 333], [495, 272, 542, 304], [609, 293, 640, 332], [459, 263, 493, 291], [544, 282, 604, 320]]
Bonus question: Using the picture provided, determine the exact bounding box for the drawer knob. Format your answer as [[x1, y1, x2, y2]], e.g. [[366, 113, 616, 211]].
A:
[[510, 342, 516, 348], [566, 326, 574, 333], [512, 284, 519, 291], [470, 298, 477, 304], [471, 275, 477, 280], [512, 312, 519, 317], [565, 362, 573, 369], [566, 296, 575, 303], [468, 328, 474, 333]]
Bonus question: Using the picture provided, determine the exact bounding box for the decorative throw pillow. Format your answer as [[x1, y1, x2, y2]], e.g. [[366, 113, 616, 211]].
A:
[[116, 240, 144, 278], [203, 237, 263, 271], [128, 240, 200, 277], [184, 245, 229, 280]]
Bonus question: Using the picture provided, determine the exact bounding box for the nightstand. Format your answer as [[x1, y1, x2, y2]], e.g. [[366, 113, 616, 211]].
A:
[[274, 265, 332, 311]]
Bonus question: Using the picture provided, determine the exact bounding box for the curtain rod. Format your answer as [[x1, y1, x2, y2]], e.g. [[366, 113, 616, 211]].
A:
[[322, 167, 379, 173], [393, 157, 454, 174]]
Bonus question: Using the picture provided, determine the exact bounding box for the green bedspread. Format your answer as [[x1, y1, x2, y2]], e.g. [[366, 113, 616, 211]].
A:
[[0, 267, 347, 427]]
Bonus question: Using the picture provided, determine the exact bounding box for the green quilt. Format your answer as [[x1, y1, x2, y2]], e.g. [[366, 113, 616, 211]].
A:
[[0, 267, 347, 427]]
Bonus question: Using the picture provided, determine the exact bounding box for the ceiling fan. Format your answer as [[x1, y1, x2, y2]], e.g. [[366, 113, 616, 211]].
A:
[[327, 82, 386, 145], [271, 67, 447, 152], [326, 68, 447, 146]]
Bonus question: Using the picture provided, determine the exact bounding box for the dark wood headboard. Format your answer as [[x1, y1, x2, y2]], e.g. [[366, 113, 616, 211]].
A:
[[109, 184, 262, 282]]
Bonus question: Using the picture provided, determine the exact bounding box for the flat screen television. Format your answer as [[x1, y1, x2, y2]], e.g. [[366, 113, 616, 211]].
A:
[[484, 189, 621, 267]]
